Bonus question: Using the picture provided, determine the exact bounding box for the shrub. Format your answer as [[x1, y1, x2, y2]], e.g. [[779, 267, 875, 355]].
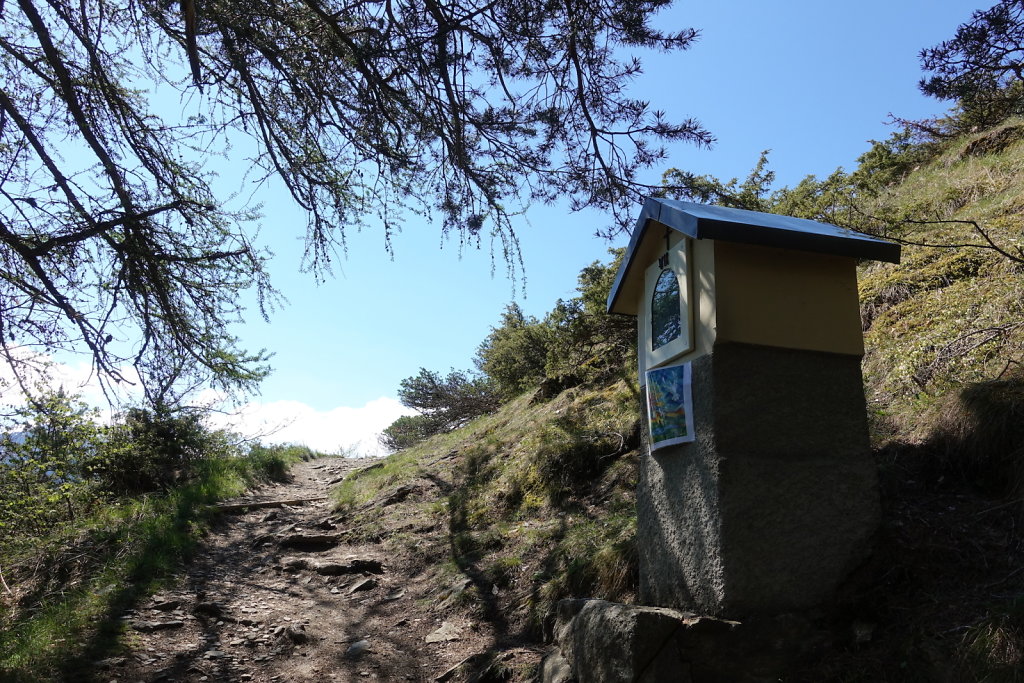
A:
[[379, 414, 448, 451], [397, 368, 500, 430], [379, 368, 500, 452], [659, 150, 775, 211], [244, 443, 315, 481], [94, 407, 226, 494], [850, 128, 943, 194], [0, 390, 102, 537], [475, 303, 553, 398], [544, 249, 634, 385]]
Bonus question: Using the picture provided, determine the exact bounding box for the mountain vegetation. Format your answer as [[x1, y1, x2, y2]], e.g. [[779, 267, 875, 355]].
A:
[[380, 368, 501, 450], [919, 0, 1024, 130], [0, 397, 324, 678], [359, 137, 1024, 678], [383, 251, 634, 452]]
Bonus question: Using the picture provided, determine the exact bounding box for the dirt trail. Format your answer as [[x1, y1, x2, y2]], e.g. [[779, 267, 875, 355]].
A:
[[100, 458, 490, 683]]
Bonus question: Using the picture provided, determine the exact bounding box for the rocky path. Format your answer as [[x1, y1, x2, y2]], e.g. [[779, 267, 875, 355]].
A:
[[98, 458, 488, 683]]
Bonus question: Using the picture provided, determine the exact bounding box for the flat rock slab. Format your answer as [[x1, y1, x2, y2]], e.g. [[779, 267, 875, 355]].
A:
[[544, 598, 824, 683], [279, 625, 309, 644], [380, 484, 419, 507], [349, 577, 378, 593], [94, 657, 127, 669], [345, 639, 370, 659], [193, 601, 229, 619], [343, 557, 385, 574], [216, 497, 327, 513], [281, 556, 312, 571], [314, 560, 376, 576], [281, 556, 384, 575], [278, 533, 341, 551], [425, 621, 462, 643], [131, 620, 185, 633], [356, 462, 385, 475]]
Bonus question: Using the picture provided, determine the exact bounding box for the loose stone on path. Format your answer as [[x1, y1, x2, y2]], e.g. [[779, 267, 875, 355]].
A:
[[99, 457, 463, 683], [425, 622, 462, 643]]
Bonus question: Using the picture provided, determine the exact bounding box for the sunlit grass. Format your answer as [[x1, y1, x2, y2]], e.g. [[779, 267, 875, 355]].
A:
[[859, 119, 1024, 420]]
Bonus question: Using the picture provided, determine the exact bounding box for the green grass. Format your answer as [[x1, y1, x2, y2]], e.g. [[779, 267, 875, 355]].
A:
[[858, 119, 1024, 427], [0, 447, 306, 682], [332, 412, 495, 511]]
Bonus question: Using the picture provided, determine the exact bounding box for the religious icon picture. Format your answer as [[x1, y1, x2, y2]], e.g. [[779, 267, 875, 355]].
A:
[[646, 362, 695, 451]]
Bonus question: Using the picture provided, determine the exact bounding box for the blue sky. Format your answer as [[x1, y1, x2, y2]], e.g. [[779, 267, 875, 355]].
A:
[[29, 1, 993, 454]]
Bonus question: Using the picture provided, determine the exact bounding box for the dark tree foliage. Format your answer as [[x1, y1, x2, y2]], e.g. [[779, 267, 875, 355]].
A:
[[379, 413, 448, 451], [919, 1, 1024, 127], [658, 135, 935, 231], [96, 406, 216, 493], [658, 151, 775, 212], [476, 252, 635, 398], [659, 153, 865, 235], [379, 368, 498, 450], [475, 302, 552, 397], [397, 367, 500, 430], [0, 0, 711, 405], [544, 248, 634, 383]]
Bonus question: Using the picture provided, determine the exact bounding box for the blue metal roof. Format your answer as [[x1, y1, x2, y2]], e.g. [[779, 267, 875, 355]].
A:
[[607, 198, 901, 314]]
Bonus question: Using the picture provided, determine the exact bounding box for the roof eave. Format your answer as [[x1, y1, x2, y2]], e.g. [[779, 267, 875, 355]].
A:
[[606, 198, 660, 316]]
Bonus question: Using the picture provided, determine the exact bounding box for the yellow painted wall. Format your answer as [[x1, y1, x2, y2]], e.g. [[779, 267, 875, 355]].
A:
[[712, 241, 863, 356], [628, 223, 864, 384]]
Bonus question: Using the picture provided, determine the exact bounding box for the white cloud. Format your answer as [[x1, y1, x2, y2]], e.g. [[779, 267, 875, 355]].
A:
[[0, 347, 143, 423], [207, 396, 415, 458], [0, 347, 413, 458]]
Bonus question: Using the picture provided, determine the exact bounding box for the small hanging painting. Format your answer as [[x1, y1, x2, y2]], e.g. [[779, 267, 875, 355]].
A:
[[646, 362, 695, 451]]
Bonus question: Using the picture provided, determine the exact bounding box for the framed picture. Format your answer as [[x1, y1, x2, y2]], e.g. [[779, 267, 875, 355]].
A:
[[646, 362, 695, 451], [641, 238, 694, 370]]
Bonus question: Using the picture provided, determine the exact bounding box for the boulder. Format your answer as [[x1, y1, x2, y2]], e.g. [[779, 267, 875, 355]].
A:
[[543, 599, 824, 682]]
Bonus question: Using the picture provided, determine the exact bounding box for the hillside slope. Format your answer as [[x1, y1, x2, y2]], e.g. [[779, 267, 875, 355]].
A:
[[333, 375, 641, 679], [859, 119, 1024, 423], [336, 121, 1024, 681]]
